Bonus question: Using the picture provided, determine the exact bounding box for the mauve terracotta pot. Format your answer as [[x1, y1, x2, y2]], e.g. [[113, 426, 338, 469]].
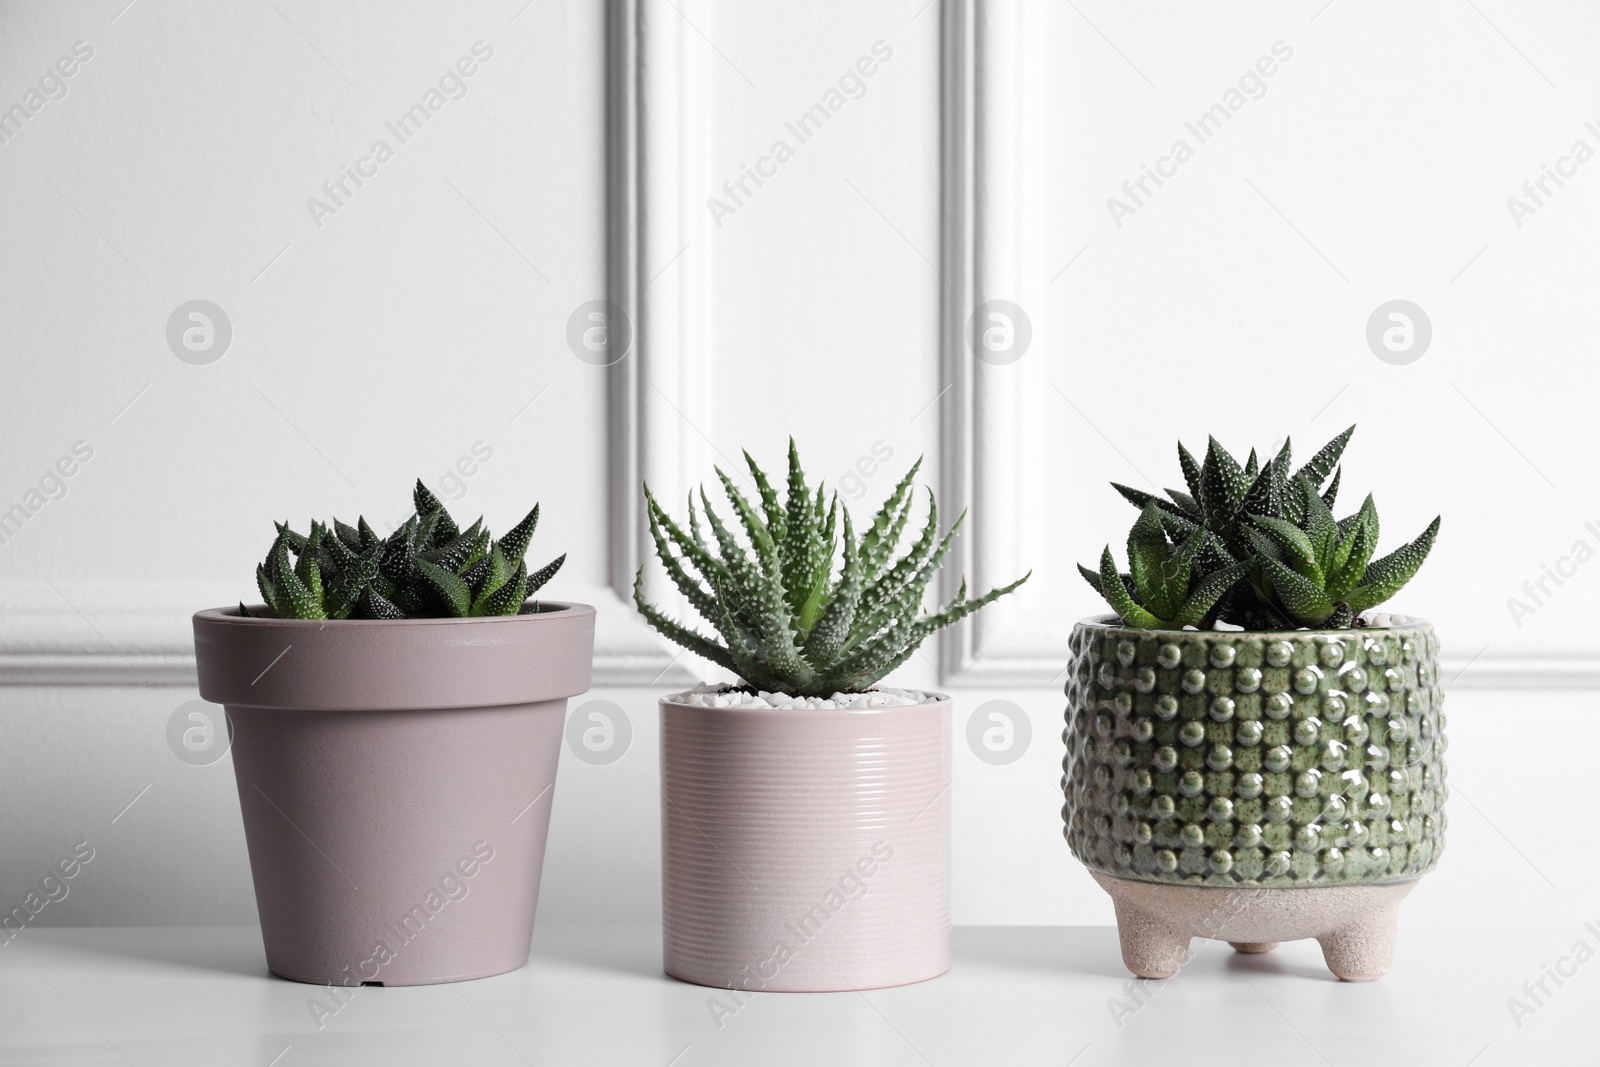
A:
[[193, 603, 595, 986], [660, 696, 951, 992]]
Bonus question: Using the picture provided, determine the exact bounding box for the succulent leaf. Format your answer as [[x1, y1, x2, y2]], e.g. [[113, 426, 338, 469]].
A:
[[358, 586, 406, 620], [1111, 482, 1164, 513], [333, 519, 362, 553], [1125, 504, 1176, 620], [255, 564, 279, 617], [1249, 514, 1324, 585], [699, 487, 807, 681], [1177, 442, 1205, 514], [632, 567, 740, 676], [1296, 474, 1340, 572], [1346, 516, 1440, 614], [1173, 560, 1248, 628], [1163, 488, 1202, 521], [524, 553, 565, 596], [248, 484, 562, 620], [860, 457, 923, 579], [326, 538, 383, 620], [476, 560, 527, 616], [744, 449, 787, 543], [1321, 466, 1342, 511], [273, 531, 320, 619], [1085, 426, 1437, 631], [1077, 562, 1140, 604], [1160, 528, 1211, 615], [1239, 441, 1289, 524], [274, 521, 308, 554], [1259, 555, 1337, 625], [498, 504, 540, 562], [1097, 546, 1163, 629], [1296, 425, 1354, 487], [1200, 436, 1251, 530], [633, 444, 1028, 697], [414, 556, 472, 617], [1327, 496, 1378, 599], [781, 439, 819, 601], [855, 489, 942, 627], [802, 508, 862, 668], [715, 466, 777, 564]]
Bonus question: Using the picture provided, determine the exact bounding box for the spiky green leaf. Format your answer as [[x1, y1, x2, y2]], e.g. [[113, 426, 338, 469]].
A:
[[1098, 546, 1163, 628], [1259, 555, 1337, 625], [1296, 425, 1355, 487], [1126, 504, 1177, 619], [1327, 496, 1378, 599], [476, 560, 527, 616], [1346, 516, 1440, 614], [498, 503, 540, 563], [1200, 436, 1251, 529], [413, 556, 472, 617], [1249, 513, 1324, 585], [524, 553, 565, 597], [1173, 560, 1248, 628]]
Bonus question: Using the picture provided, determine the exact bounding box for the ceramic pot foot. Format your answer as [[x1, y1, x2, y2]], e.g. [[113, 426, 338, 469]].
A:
[[1228, 941, 1278, 954], [1109, 897, 1192, 979], [1090, 871, 1415, 982], [1317, 902, 1402, 982]]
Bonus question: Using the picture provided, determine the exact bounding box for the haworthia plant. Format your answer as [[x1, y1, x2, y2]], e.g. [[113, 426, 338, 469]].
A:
[[1081, 426, 1440, 630], [633, 439, 1031, 696], [1077, 504, 1248, 630], [245, 480, 564, 620]]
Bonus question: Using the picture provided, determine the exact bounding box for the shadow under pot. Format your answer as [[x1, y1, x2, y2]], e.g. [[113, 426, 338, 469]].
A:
[[659, 695, 952, 992], [1061, 615, 1447, 981], [193, 603, 595, 986]]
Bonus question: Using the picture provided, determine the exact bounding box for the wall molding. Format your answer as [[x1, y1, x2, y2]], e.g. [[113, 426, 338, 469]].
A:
[[933, 0, 1598, 692], [938, 0, 1059, 687], [606, 0, 712, 607], [601, 0, 714, 682], [0, 0, 712, 692], [0, 583, 690, 688], [6, 1, 1591, 694]]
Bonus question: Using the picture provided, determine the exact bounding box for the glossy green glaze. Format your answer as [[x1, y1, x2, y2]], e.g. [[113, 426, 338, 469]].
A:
[[1061, 615, 1447, 888]]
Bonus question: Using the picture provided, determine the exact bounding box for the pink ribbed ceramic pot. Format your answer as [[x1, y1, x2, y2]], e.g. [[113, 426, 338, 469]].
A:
[[660, 696, 951, 992], [193, 603, 594, 987]]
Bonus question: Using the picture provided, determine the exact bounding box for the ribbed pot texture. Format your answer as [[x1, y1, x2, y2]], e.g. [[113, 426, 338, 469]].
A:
[[660, 697, 951, 992], [193, 603, 595, 986]]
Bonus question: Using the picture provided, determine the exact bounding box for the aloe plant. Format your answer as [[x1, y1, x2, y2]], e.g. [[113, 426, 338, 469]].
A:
[[246, 481, 564, 620], [1082, 426, 1440, 630], [633, 440, 1030, 696]]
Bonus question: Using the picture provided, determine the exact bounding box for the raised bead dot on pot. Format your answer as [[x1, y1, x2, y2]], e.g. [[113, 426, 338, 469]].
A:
[[634, 440, 1030, 992], [1065, 426, 1445, 981], [193, 481, 593, 987]]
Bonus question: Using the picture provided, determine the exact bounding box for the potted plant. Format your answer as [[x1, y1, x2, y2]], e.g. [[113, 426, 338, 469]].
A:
[[1064, 427, 1444, 981], [633, 441, 1028, 992], [192, 482, 594, 987]]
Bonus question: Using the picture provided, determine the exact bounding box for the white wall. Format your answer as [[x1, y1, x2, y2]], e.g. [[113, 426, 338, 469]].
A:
[[1042, 0, 1600, 678], [1, 0, 1596, 937]]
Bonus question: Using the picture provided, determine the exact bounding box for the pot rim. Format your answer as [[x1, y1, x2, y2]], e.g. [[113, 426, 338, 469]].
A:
[[193, 601, 596, 710], [193, 601, 594, 628], [1072, 612, 1432, 640], [658, 690, 952, 713]]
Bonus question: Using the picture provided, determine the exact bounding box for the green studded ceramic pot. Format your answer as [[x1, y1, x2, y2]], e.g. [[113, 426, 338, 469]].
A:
[[1061, 615, 1447, 888]]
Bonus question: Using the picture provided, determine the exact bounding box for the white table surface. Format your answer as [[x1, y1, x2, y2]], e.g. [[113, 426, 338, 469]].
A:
[[0, 925, 1587, 1066]]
